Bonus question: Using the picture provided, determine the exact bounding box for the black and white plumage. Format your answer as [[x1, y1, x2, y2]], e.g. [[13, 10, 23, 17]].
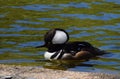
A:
[[36, 28, 105, 60]]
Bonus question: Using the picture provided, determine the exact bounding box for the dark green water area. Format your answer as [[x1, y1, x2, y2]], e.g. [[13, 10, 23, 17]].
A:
[[0, 0, 120, 74]]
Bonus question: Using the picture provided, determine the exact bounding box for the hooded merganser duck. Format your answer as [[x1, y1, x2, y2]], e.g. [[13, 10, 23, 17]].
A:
[[36, 28, 105, 60]]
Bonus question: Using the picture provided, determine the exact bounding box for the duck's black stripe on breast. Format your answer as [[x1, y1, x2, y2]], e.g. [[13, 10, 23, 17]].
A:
[[50, 51, 59, 59], [57, 50, 65, 59], [50, 50, 64, 59]]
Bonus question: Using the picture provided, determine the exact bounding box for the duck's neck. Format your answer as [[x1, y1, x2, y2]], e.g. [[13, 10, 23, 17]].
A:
[[47, 44, 65, 52]]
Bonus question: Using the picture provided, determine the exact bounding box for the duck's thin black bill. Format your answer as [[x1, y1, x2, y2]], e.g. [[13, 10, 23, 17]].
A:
[[35, 45, 45, 48]]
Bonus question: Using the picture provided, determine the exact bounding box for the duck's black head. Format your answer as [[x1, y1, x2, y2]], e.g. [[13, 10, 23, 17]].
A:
[[36, 28, 69, 52]]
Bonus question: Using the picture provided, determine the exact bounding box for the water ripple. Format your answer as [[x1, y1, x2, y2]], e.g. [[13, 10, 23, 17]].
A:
[[11, 4, 62, 11], [0, 14, 5, 18], [0, 34, 42, 37], [0, 24, 48, 32], [93, 23, 120, 32], [57, 13, 120, 20], [105, 0, 120, 4], [84, 60, 118, 65], [17, 41, 44, 48], [0, 59, 35, 63], [0, 48, 19, 52], [16, 20, 42, 24], [100, 45, 120, 50], [59, 2, 90, 8], [38, 18, 61, 21], [70, 32, 94, 38]]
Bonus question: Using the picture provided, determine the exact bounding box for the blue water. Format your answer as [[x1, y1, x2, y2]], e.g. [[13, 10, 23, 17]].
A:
[[57, 13, 120, 20]]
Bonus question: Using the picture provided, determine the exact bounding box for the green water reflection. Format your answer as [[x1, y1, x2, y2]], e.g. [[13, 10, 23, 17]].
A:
[[0, 0, 120, 74]]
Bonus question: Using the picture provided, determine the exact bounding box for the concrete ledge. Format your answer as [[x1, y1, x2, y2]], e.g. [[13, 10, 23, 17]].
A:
[[0, 64, 119, 79]]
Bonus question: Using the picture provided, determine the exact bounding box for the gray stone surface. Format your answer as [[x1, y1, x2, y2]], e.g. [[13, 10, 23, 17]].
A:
[[0, 64, 120, 79]]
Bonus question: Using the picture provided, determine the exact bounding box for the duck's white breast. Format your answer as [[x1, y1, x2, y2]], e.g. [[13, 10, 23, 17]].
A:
[[44, 52, 54, 60], [44, 50, 63, 60]]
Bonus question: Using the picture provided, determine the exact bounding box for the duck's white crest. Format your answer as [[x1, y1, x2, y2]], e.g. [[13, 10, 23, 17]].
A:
[[52, 30, 67, 44]]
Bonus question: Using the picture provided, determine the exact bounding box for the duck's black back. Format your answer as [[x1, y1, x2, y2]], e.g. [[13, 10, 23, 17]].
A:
[[64, 41, 94, 55]]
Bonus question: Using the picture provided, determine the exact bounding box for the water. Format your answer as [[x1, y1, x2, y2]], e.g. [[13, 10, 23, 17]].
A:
[[0, 0, 120, 74]]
